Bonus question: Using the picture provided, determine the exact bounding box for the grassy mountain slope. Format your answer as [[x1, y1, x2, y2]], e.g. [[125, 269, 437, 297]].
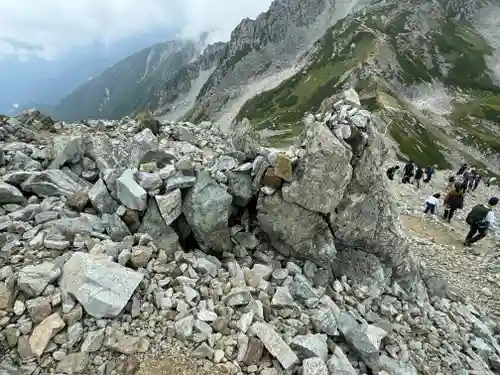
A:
[[237, 0, 500, 172]]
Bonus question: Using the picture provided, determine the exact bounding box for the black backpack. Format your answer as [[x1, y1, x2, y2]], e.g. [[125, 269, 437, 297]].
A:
[[466, 204, 491, 226]]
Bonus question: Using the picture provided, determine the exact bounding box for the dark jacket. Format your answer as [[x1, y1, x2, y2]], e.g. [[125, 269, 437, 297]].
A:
[[403, 163, 414, 176], [415, 168, 424, 179], [444, 190, 464, 209]]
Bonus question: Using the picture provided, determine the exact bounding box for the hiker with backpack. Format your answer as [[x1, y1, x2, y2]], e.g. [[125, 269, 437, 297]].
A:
[[423, 193, 441, 215], [464, 197, 499, 246], [414, 166, 424, 188], [458, 162, 468, 175], [443, 182, 464, 223], [402, 160, 414, 184], [424, 164, 437, 183], [386, 165, 400, 181]]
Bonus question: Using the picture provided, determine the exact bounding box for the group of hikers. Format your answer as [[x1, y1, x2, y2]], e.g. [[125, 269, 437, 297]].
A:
[[387, 160, 499, 248], [386, 161, 437, 187]]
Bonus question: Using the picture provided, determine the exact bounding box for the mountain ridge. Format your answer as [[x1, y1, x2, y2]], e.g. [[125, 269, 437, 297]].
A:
[[51, 0, 500, 176]]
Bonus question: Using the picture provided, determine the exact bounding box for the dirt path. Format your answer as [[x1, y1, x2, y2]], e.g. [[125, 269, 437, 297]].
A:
[[388, 172, 500, 317]]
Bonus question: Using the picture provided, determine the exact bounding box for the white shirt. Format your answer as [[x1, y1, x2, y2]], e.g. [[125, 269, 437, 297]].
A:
[[425, 196, 439, 208], [486, 210, 496, 225]]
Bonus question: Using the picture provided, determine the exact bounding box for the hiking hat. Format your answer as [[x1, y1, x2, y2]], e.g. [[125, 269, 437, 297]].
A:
[[488, 197, 499, 206]]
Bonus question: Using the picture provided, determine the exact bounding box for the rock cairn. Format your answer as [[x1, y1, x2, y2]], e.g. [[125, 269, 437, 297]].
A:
[[0, 90, 499, 375]]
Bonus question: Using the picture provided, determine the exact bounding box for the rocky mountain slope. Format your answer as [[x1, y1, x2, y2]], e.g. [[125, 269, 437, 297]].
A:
[[1, 89, 500, 375], [238, 0, 500, 170], [52, 35, 214, 122], [52, 0, 500, 177]]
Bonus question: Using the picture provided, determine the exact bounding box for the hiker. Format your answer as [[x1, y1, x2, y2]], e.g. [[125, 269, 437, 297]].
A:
[[423, 193, 441, 215], [467, 172, 476, 192], [460, 176, 469, 194], [472, 174, 481, 191], [445, 174, 456, 192], [414, 166, 424, 188], [402, 160, 414, 184], [386, 165, 400, 181], [464, 197, 499, 246], [424, 164, 437, 183], [458, 163, 468, 175], [443, 182, 464, 223]]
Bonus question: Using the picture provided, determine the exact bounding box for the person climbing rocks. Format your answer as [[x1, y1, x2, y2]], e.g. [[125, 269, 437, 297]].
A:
[[443, 182, 464, 223], [464, 196, 499, 247], [402, 160, 414, 184], [386, 165, 400, 181], [458, 162, 468, 175], [414, 166, 424, 188], [424, 164, 437, 183], [460, 176, 469, 194], [445, 174, 456, 192], [472, 174, 482, 191], [423, 193, 441, 215]]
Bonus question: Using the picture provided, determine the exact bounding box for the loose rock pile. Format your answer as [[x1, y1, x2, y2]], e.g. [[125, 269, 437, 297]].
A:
[[0, 90, 499, 375]]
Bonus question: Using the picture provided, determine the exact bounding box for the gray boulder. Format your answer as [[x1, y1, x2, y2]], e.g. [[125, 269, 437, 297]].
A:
[[227, 118, 260, 160], [88, 179, 119, 214], [226, 171, 253, 207], [333, 129, 420, 290], [0, 182, 25, 204], [282, 124, 352, 214], [183, 171, 232, 252], [116, 169, 147, 211], [156, 189, 182, 225], [102, 213, 130, 242], [257, 192, 336, 263], [21, 170, 88, 198], [138, 199, 179, 254], [18, 262, 61, 297], [59, 252, 143, 318]]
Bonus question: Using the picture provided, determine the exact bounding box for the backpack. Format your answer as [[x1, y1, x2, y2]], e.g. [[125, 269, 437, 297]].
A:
[[466, 204, 491, 226]]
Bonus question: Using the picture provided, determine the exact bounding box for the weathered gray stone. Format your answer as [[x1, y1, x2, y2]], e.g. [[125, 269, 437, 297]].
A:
[[21, 170, 88, 198], [102, 213, 130, 242], [116, 169, 147, 211], [290, 333, 328, 361], [327, 346, 358, 375], [337, 312, 387, 363], [26, 297, 52, 324], [257, 192, 336, 263], [138, 199, 179, 253], [282, 124, 352, 214], [103, 329, 149, 355], [18, 262, 61, 297], [183, 171, 232, 252], [88, 179, 119, 214], [59, 252, 143, 318], [250, 322, 298, 370], [81, 329, 105, 353], [226, 171, 253, 207], [55, 352, 89, 374], [156, 189, 182, 225], [0, 182, 25, 204]]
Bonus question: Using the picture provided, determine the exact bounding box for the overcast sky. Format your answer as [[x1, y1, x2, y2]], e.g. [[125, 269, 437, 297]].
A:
[[0, 0, 273, 60]]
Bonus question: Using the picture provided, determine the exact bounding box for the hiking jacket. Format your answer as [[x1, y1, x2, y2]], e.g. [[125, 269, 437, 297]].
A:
[[444, 191, 464, 209], [415, 168, 424, 179], [403, 163, 414, 176]]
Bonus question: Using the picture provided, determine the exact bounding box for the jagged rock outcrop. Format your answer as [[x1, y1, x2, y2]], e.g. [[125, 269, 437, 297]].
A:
[[0, 93, 498, 375]]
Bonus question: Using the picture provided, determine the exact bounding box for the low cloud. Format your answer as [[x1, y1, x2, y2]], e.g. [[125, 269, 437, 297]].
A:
[[0, 0, 273, 60]]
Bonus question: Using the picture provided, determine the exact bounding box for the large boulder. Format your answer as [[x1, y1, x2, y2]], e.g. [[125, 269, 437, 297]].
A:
[[138, 199, 179, 254], [282, 124, 352, 214], [20, 170, 89, 198], [183, 171, 233, 252], [332, 128, 420, 291], [0, 182, 25, 204], [59, 252, 143, 318], [257, 192, 336, 265]]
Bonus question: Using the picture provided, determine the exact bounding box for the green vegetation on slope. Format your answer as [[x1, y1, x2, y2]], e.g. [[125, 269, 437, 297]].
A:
[[238, 21, 375, 146]]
